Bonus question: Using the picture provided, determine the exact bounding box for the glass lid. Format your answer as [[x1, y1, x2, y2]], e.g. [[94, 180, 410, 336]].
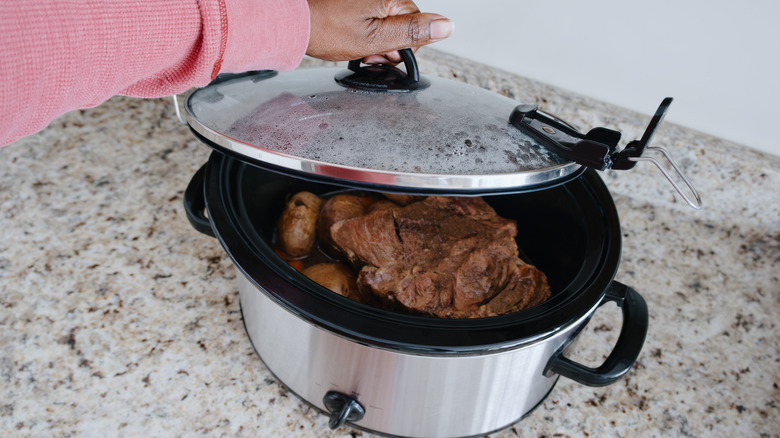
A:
[[185, 55, 581, 194]]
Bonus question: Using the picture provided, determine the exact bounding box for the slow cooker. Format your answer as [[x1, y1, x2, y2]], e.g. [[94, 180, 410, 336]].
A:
[[179, 50, 700, 438]]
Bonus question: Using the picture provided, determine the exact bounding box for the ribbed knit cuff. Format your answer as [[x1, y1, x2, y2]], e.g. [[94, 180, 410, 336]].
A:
[[220, 0, 310, 74]]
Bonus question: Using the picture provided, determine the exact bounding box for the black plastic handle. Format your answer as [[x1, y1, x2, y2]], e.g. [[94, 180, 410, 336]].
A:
[[183, 163, 216, 238], [347, 48, 420, 82], [611, 97, 673, 170], [545, 281, 648, 387], [335, 48, 430, 92], [509, 104, 622, 171], [509, 98, 676, 171]]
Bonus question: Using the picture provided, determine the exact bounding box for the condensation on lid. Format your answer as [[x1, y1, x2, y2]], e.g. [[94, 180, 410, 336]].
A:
[[185, 68, 578, 191]]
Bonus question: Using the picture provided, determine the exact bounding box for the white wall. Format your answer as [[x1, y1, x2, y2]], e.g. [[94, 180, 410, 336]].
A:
[[418, 0, 780, 157]]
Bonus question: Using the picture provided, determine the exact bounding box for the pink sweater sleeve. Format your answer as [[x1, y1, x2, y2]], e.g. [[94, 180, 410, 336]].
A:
[[0, 0, 311, 147]]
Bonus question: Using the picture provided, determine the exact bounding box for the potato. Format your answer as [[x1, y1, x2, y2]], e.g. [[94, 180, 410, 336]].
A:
[[303, 263, 361, 302], [381, 193, 425, 206], [317, 194, 365, 257], [277, 191, 323, 257]]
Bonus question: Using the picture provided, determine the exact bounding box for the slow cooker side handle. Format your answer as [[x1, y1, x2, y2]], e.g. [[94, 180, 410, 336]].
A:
[[183, 163, 216, 238], [545, 281, 648, 387]]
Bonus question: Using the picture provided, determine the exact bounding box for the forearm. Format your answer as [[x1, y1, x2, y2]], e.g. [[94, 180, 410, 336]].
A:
[[0, 0, 310, 146]]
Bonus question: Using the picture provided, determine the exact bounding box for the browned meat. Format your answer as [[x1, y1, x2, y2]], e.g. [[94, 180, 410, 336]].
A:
[[366, 199, 400, 213], [329, 196, 550, 318], [380, 193, 425, 206]]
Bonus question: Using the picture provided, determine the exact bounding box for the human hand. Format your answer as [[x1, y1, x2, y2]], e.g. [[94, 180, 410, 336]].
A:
[[306, 0, 453, 63]]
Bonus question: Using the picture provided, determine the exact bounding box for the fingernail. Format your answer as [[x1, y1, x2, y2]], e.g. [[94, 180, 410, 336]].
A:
[[430, 19, 454, 41]]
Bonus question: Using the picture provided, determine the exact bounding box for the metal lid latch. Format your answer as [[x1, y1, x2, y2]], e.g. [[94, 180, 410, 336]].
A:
[[510, 97, 702, 209]]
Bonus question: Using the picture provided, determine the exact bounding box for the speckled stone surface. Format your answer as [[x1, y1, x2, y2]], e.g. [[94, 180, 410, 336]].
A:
[[1, 48, 778, 438]]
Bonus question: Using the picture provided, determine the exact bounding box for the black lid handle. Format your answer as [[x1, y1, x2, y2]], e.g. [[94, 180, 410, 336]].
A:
[[346, 48, 420, 82], [335, 48, 430, 92], [510, 98, 702, 209]]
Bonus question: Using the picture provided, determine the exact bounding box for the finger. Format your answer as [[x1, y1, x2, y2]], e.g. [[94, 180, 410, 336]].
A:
[[383, 50, 403, 63], [385, 0, 421, 16], [363, 48, 415, 65], [363, 54, 392, 64], [367, 13, 453, 54]]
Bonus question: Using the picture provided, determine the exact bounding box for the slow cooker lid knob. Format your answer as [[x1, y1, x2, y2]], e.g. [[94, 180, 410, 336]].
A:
[[323, 391, 366, 429], [334, 48, 431, 92]]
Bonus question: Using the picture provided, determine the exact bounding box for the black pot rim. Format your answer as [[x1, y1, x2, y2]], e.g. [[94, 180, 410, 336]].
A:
[[204, 152, 622, 354]]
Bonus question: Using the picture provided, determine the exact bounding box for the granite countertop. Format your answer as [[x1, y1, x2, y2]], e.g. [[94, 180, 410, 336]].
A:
[[1, 49, 778, 437]]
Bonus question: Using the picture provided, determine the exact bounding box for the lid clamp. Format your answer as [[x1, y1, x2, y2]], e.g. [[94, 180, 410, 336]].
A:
[[510, 104, 622, 171], [510, 98, 701, 209]]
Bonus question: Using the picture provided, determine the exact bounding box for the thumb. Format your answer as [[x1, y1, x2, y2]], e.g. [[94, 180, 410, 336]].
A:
[[369, 13, 454, 53]]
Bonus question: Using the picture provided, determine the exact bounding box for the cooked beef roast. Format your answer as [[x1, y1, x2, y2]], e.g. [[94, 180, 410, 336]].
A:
[[329, 196, 550, 318]]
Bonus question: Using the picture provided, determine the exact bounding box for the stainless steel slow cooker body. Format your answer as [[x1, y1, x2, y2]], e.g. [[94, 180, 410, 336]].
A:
[[239, 274, 592, 437], [182, 152, 648, 438]]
